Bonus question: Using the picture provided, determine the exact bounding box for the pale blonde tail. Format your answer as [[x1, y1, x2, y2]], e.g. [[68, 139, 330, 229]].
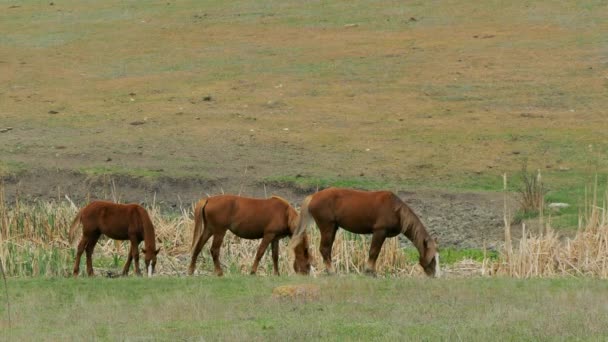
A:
[[289, 195, 314, 251], [68, 209, 83, 244], [191, 199, 208, 252]]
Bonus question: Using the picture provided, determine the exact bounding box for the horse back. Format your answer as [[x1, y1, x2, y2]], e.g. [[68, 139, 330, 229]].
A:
[[205, 195, 292, 238], [80, 201, 143, 240], [309, 188, 401, 233]]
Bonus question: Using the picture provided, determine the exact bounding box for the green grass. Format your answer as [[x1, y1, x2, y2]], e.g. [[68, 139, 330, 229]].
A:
[[403, 247, 499, 265], [1, 276, 608, 340]]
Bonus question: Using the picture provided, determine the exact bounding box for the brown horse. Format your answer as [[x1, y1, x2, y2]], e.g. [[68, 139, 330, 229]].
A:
[[69, 201, 160, 277], [188, 195, 312, 276], [290, 187, 440, 277]]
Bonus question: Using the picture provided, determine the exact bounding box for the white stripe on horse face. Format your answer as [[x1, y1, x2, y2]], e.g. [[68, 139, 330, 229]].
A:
[[435, 252, 441, 278], [148, 265, 153, 277]]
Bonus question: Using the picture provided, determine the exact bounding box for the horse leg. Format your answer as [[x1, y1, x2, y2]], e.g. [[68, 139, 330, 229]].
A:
[[73, 237, 88, 277], [318, 223, 338, 274], [188, 226, 213, 275], [129, 238, 142, 276], [250, 234, 274, 275], [271, 238, 280, 276], [122, 244, 133, 276], [85, 234, 100, 277], [365, 230, 387, 277], [210, 230, 226, 276]]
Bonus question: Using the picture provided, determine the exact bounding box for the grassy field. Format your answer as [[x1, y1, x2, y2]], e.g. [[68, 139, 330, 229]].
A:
[[1, 276, 608, 341], [1, 1, 607, 194]]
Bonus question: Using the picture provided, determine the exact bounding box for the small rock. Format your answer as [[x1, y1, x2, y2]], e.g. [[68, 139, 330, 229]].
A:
[[0, 127, 12, 133], [558, 166, 570, 172], [203, 95, 212, 101], [409, 17, 417, 22], [344, 23, 358, 28], [48, 110, 59, 114], [130, 121, 145, 126], [105, 157, 112, 162], [548, 203, 569, 210]]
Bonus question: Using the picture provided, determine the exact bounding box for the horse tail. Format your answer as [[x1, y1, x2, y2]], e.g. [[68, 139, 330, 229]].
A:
[[191, 198, 208, 252], [68, 209, 83, 245], [288, 195, 314, 252]]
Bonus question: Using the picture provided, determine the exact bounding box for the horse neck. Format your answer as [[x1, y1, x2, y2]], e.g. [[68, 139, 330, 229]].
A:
[[139, 209, 157, 252], [401, 206, 430, 256]]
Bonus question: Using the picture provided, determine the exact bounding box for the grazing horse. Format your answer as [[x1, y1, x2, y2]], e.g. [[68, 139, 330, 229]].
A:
[[289, 187, 440, 277], [188, 195, 312, 276], [69, 201, 160, 277]]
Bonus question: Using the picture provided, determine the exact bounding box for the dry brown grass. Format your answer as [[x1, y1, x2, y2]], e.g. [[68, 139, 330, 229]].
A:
[[0, 185, 423, 277], [495, 179, 608, 278]]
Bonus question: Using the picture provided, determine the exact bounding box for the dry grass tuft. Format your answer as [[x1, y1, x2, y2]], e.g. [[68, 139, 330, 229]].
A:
[[495, 180, 608, 278]]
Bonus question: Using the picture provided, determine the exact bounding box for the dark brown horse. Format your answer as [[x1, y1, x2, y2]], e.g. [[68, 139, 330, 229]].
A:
[[188, 195, 312, 276], [290, 187, 440, 277], [69, 201, 160, 277]]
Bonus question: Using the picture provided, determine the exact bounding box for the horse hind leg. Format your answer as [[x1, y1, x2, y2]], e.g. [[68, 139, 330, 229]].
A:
[[318, 222, 338, 275], [365, 230, 387, 277], [73, 237, 88, 277], [250, 234, 275, 275], [210, 230, 227, 276], [188, 226, 213, 275], [84, 234, 101, 277]]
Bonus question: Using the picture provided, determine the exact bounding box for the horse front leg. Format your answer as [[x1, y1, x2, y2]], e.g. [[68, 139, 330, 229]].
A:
[[85, 234, 100, 277], [250, 234, 274, 275], [122, 244, 133, 276], [271, 239, 280, 276], [129, 238, 141, 276], [365, 230, 387, 277]]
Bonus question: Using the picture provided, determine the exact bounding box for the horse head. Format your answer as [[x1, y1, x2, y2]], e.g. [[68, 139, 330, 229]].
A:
[[293, 234, 312, 275], [419, 236, 440, 277], [142, 247, 161, 277]]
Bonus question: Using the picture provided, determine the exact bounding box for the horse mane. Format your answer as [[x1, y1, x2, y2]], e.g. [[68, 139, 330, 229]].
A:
[[398, 201, 430, 254], [136, 206, 157, 252]]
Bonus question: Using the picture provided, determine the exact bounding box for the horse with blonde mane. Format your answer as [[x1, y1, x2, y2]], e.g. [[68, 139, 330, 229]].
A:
[[289, 187, 440, 277], [189, 195, 312, 276], [69, 201, 160, 277]]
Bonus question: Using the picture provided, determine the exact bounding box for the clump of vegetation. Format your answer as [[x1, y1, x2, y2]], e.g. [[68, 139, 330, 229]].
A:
[[514, 161, 546, 223]]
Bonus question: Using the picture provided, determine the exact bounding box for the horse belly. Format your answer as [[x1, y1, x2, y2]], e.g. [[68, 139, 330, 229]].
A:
[[229, 224, 265, 240], [101, 227, 131, 241]]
